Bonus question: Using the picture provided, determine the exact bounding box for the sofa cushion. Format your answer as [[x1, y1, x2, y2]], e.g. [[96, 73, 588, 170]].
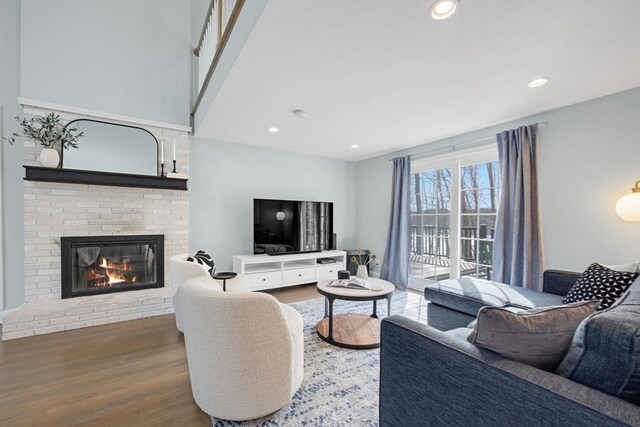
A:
[[466, 301, 599, 371], [563, 263, 639, 310], [443, 327, 473, 341], [425, 277, 564, 317], [426, 302, 477, 331], [556, 277, 640, 404]]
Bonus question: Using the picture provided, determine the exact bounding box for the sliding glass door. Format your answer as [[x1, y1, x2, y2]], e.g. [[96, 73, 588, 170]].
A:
[[460, 162, 500, 279], [408, 148, 499, 290], [410, 168, 453, 284]]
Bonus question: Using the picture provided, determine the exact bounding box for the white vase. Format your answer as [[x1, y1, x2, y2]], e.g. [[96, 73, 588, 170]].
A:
[[39, 148, 60, 168], [356, 265, 369, 281]]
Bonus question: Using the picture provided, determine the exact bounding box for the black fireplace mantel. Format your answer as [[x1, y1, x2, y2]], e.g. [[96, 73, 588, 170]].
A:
[[24, 166, 188, 191]]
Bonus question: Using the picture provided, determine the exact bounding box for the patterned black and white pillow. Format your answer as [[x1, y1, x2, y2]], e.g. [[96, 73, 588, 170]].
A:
[[186, 250, 216, 277], [563, 263, 639, 310]]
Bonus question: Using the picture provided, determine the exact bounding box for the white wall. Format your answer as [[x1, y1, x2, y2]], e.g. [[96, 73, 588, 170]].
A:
[[1, 0, 25, 312], [21, 0, 191, 126], [537, 88, 640, 270], [356, 88, 640, 273], [189, 138, 357, 270]]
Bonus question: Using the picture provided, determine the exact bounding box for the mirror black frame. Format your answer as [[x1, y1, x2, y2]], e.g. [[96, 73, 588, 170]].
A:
[[61, 119, 160, 176]]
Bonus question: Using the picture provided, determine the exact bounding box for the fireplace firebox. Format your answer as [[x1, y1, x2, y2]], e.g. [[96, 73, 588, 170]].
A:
[[61, 235, 164, 299]]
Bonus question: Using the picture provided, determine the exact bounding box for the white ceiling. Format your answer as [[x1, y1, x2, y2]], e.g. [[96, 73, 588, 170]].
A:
[[194, 0, 640, 161]]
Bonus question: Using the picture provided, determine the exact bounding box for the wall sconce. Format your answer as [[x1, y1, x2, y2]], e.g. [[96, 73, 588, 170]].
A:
[[275, 211, 286, 221], [615, 180, 640, 222]]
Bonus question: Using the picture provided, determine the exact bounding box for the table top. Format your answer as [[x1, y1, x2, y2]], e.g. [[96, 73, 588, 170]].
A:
[[212, 271, 237, 280], [317, 277, 395, 298]]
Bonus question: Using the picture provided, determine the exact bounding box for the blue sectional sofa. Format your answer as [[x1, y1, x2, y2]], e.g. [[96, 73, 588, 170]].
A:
[[424, 270, 580, 331], [379, 270, 640, 426]]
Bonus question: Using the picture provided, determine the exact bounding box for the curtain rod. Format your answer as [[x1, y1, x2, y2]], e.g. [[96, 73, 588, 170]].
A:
[[388, 121, 548, 162]]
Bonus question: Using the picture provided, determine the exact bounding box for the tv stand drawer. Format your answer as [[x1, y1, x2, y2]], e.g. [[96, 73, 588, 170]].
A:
[[316, 264, 340, 279], [283, 267, 316, 284], [245, 271, 282, 289]]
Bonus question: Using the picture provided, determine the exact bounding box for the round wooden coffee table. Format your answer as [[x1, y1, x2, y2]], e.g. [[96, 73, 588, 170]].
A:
[[316, 277, 395, 349]]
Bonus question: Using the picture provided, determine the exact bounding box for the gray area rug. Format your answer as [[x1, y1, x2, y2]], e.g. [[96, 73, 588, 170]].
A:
[[210, 292, 410, 427]]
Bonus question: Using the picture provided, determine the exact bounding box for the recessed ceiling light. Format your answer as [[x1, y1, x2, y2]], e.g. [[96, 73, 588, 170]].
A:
[[350, 144, 360, 149], [527, 77, 550, 88], [268, 127, 279, 133], [429, 0, 460, 20]]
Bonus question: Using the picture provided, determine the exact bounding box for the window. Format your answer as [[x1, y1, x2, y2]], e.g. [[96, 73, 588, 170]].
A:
[[409, 146, 500, 290]]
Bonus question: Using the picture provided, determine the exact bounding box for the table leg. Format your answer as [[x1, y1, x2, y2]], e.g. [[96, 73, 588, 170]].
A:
[[324, 297, 329, 318], [328, 298, 334, 340], [222, 279, 226, 292], [387, 294, 392, 317], [372, 299, 378, 318]]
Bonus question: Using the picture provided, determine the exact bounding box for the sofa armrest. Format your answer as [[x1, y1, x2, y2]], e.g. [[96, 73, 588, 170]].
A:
[[542, 269, 581, 296], [379, 315, 640, 427]]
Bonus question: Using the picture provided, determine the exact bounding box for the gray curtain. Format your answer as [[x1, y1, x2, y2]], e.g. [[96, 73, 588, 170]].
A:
[[380, 156, 411, 290], [492, 124, 544, 290]]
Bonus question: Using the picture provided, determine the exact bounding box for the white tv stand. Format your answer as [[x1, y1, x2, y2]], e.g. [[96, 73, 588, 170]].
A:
[[233, 250, 347, 291]]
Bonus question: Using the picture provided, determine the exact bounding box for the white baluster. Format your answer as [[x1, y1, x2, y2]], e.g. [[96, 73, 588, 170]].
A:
[[194, 0, 242, 108]]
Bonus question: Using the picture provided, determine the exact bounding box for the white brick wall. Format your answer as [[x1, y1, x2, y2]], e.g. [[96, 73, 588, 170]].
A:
[[1, 288, 175, 340], [3, 106, 189, 340]]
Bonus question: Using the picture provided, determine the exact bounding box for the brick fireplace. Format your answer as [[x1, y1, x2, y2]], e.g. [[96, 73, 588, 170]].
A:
[[1, 103, 190, 340]]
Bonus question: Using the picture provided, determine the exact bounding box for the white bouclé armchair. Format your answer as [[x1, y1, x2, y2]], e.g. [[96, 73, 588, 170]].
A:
[[178, 276, 304, 421], [169, 253, 249, 332]]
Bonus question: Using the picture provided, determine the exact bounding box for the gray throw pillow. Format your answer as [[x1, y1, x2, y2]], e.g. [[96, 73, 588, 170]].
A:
[[556, 277, 640, 404], [467, 301, 599, 371]]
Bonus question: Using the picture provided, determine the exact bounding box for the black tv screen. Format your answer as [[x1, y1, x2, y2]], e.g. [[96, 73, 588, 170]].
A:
[[253, 199, 334, 255]]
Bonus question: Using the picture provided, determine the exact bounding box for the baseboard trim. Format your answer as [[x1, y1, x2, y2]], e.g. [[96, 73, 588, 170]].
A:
[[0, 304, 23, 323]]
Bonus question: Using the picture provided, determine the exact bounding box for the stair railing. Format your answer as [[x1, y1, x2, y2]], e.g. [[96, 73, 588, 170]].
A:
[[192, 0, 245, 116]]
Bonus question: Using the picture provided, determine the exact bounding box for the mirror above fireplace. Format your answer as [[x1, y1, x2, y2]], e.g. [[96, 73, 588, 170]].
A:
[[62, 119, 159, 176]]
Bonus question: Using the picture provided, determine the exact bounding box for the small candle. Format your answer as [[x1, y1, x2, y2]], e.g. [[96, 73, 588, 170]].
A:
[[161, 141, 164, 163], [173, 138, 176, 161]]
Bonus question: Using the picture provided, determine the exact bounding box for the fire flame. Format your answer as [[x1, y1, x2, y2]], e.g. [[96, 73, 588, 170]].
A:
[[88, 257, 138, 287]]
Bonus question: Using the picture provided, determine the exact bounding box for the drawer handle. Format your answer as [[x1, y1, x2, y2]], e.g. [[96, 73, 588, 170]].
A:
[[329, 270, 333, 273], [298, 273, 302, 277], [262, 278, 266, 281]]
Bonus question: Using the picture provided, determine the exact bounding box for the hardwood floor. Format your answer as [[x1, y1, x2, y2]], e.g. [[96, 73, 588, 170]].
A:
[[0, 284, 427, 426], [0, 284, 319, 427]]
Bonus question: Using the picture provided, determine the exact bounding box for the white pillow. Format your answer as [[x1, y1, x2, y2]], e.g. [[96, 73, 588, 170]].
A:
[[604, 262, 640, 273]]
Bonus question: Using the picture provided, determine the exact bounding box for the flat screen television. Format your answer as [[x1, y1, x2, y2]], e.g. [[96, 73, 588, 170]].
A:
[[253, 199, 334, 255]]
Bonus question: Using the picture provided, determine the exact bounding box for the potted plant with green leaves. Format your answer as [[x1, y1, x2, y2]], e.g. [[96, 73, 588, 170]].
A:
[[3, 112, 84, 168]]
